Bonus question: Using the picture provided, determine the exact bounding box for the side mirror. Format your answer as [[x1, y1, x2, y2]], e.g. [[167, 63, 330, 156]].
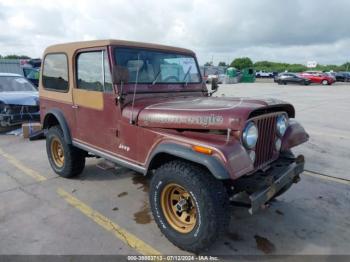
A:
[[211, 77, 219, 91], [112, 65, 129, 84], [209, 78, 219, 97]]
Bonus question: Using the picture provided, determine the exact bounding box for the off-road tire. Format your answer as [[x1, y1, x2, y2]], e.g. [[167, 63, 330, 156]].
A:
[[46, 125, 85, 178], [149, 160, 229, 253]]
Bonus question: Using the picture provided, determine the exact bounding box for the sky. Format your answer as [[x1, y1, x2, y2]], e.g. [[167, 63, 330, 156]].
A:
[[0, 0, 349, 65]]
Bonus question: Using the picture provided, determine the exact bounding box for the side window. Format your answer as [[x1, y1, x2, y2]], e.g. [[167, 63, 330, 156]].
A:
[[103, 51, 113, 92], [42, 53, 69, 91], [77, 51, 113, 93]]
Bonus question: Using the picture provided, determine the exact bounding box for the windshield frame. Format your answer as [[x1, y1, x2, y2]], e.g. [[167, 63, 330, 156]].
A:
[[0, 76, 37, 92], [113, 46, 202, 85]]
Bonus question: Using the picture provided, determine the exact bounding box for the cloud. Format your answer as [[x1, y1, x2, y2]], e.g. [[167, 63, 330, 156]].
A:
[[0, 0, 349, 65]]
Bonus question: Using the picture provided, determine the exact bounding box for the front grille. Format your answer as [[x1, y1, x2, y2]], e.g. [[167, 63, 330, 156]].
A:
[[253, 113, 279, 168], [9, 105, 39, 114]]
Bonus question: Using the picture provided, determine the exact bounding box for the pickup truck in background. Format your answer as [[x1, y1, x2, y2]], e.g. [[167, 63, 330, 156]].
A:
[[255, 70, 274, 78]]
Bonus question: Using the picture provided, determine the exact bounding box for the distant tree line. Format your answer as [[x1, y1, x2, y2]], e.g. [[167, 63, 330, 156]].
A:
[[229, 57, 350, 72], [0, 54, 31, 59], [204, 57, 350, 72]]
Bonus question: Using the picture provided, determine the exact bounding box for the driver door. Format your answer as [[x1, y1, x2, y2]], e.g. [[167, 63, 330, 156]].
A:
[[72, 48, 120, 153]]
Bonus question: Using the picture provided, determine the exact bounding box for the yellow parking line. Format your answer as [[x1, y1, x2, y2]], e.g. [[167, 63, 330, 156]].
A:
[[0, 147, 47, 182], [304, 171, 350, 186], [57, 188, 161, 256]]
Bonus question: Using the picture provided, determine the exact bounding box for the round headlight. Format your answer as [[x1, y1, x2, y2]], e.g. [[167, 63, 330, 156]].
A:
[[275, 138, 282, 151], [276, 114, 288, 137], [242, 122, 258, 149]]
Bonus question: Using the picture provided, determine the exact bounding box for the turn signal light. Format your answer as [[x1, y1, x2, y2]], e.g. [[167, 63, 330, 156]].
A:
[[192, 145, 213, 155]]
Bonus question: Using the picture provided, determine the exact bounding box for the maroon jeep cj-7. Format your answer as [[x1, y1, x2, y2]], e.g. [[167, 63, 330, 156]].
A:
[[39, 40, 308, 252]]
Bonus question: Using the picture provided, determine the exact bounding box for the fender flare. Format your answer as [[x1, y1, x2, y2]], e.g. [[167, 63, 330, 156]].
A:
[[281, 120, 309, 151], [146, 143, 230, 180], [43, 108, 72, 144]]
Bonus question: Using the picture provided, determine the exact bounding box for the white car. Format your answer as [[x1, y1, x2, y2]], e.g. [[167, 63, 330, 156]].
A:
[[256, 70, 274, 78]]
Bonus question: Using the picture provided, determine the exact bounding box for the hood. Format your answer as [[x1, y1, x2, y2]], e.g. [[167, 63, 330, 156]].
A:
[[0, 91, 39, 106], [122, 96, 295, 131]]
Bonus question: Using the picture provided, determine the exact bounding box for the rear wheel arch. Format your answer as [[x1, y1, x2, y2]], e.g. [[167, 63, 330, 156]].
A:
[[43, 109, 72, 144]]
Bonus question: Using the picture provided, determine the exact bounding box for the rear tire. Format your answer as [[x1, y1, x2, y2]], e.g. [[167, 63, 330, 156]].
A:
[[321, 79, 329, 85], [149, 161, 229, 252], [46, 126, 85, 178]]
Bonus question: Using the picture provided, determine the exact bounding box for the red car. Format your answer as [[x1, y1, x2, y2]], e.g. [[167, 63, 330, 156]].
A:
[[299, 72, 335, 85]]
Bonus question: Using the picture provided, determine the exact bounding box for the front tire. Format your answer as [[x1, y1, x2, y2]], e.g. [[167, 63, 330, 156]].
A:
[[46, 126, 85, 178], [149, 161, 229, 253]]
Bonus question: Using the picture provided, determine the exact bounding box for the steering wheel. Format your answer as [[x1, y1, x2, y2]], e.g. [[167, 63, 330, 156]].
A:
[[163, 76, 179, 82]]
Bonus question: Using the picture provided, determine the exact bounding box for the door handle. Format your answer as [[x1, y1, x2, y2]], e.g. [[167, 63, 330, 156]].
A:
[[72, 105, 79, 109]]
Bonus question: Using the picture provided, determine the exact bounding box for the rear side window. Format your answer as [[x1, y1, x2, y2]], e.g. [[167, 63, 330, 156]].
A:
[[76, 51, 113, 93], [42, 53, 69, 91]]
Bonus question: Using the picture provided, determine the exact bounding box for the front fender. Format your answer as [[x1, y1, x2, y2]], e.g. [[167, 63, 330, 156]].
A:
[[281, 120, 309, 152], [146, 143, 231, 180]]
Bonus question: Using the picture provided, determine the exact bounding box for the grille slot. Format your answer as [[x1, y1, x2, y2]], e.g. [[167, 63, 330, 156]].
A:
[[253, 113, 278, 168], [9, 105, 39, 114]]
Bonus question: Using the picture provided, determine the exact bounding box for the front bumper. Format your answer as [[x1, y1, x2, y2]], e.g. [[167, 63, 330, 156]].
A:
[[232, 155, 305, 214], [0, 112, 40, 127], [249, 155, 304, 214]]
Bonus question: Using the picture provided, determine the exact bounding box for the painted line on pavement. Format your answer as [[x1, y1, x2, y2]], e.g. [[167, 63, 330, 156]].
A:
[[57, 188, 161, 256], [0, 147, 47, 182], [304, 170, 350, 186]]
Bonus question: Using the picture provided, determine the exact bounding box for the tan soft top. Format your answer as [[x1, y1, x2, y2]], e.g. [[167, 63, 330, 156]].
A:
[[44, 39, 195, 55]]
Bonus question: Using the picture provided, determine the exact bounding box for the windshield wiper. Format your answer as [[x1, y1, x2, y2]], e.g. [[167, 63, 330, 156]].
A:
[[183, 66, 192, 86], [152, 69, 161, 85]]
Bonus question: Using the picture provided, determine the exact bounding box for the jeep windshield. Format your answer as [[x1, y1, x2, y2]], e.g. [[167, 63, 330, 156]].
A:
[[114, 48, 201, 84]]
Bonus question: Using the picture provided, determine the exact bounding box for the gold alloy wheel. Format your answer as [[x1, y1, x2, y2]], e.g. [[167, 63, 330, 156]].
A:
[[51, 137, 65, 168], [161, 183, 197, 234]]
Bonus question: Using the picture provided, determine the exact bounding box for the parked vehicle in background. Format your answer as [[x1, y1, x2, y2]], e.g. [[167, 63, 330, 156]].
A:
[[274, 73, 311, 85], [334, 72, 350, 82], [40, 40, 308, 252], [0, 59, 40, 88], [206, 74, 218, 83], [324, 72, 336, 82], [299, 72, 335, 85], [0, 73, 40, 131], [256, 70, 274, 78]]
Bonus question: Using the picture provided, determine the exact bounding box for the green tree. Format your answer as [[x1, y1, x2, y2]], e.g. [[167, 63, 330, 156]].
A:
[[230, 57, 253, 69], [204, 61, 213, 66], [3, 54, 31, 59], [218, 61, 227, 66], [341, 62, 350, 71]]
